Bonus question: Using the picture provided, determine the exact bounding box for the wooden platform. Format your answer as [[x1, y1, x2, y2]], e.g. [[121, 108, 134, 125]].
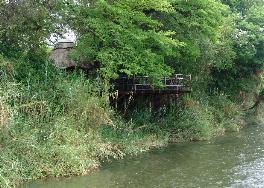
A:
[[113, 74, 192, 96]]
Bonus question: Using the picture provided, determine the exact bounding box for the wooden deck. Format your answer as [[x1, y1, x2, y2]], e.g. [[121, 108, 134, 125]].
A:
[[113, 74, 192, 96]]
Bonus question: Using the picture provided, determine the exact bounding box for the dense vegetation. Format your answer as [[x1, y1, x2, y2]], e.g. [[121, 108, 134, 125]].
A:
[[0, 0, 263, 187]]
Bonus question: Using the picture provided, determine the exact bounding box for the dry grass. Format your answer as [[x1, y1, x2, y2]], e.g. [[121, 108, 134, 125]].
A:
[[0, 98, 11, 129]]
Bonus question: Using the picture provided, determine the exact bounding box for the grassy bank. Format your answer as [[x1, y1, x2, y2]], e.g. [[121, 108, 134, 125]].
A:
[[0, 57, 245, 187]]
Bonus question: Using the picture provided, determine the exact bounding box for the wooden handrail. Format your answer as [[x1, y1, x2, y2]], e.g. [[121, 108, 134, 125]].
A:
[[113, 74, 192, 95]]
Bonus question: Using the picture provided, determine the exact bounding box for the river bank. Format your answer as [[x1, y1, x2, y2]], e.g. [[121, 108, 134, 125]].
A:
[[0, 57, 253, 188], [20, 122, 264, 188]]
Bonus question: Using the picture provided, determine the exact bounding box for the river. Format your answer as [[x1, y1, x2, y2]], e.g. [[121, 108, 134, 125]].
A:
[[21, 123, 264, 188]]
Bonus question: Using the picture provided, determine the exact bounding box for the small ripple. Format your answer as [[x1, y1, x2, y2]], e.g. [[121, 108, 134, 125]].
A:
[[229, 158, 264, 187]]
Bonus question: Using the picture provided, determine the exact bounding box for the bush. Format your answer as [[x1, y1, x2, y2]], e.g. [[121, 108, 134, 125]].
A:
[[160, 94, 244, 142]]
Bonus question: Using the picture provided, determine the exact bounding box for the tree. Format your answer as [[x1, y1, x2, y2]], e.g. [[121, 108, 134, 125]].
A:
[[0, 0, 71, 59], [211, 0, 264, 98], [221, 0, 264, 14], [71, 0, 183, 83], [156, 0, 231, 93]]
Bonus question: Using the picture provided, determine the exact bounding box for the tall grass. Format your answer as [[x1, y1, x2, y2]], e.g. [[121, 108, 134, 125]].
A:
[[0, 56, 169, 187]]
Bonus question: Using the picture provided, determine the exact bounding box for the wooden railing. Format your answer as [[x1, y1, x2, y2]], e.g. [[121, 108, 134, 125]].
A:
[[113, 74, 192, 95]]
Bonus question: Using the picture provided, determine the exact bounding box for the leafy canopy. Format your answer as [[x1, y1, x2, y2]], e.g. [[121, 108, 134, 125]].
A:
[[72, 0, 184, 82], [211, 0, 264, 95], [159, 0, 229, 73]]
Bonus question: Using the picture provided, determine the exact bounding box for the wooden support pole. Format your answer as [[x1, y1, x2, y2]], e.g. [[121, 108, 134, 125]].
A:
[[124, 97, 127, 113], [115, 99, 118, 109], [149, 96, 152, 113]]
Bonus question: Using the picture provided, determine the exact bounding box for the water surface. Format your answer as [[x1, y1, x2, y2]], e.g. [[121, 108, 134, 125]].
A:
[[22, 124, 264, 188]]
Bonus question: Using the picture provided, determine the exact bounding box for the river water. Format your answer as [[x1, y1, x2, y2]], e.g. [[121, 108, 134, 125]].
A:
[[22, 124, 264, 188]]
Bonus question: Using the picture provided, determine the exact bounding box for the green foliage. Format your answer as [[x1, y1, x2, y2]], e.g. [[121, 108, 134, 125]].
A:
[[72, 0, 183, 83], [0, 55, 244, 187], [160, 95, 243, 142], [221, 0, 264, 14], [155, 0, 235, 94], [0, 57, 169, 187], [1, 0, 264, 187], [211, 0, 264, 97], [160, 0, 228, 69], [0, 0, 70, 58]]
